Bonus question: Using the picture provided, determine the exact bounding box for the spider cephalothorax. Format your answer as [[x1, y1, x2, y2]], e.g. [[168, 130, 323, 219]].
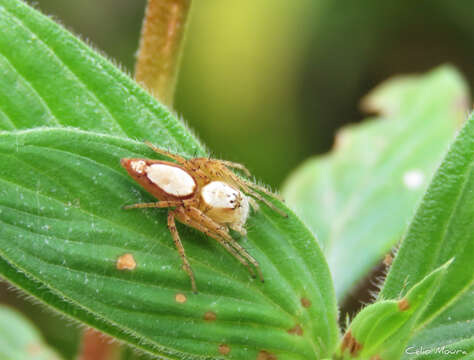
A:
[[121, 142, 286, 292]]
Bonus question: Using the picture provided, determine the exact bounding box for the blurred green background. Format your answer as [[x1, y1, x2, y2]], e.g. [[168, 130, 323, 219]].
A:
[[1, 0, 473, 358], [28, 0, 474, 187]]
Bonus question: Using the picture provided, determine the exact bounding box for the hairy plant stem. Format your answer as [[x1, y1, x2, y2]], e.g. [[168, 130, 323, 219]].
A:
[[134, 0, 192, 108]]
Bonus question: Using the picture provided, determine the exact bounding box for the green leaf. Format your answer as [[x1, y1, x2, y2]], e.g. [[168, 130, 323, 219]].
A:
[[0, 0, 201, 156], [0, 128, 338, 359], [0, 0, 338, 357], [337, 261, 451, 360], [402, 295, 474, 360], [0, 304, 63, 360], [282, 66, 469, 299], [380, 112, 474, 359]]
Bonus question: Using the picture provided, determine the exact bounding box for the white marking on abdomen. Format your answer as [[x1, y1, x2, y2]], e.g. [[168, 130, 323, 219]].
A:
[[146, 164, 196, 196]]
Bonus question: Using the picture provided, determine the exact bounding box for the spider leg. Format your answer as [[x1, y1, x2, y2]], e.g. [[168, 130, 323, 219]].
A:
[[221, 169, 286, 217], [144, 141, 187, 164], [174, 207, 256, 278], [206, 163, 286, 217], [244, 187, 288, 217], [182, 207, 264, 282], [229, 223, 247, 237], [248, 198, 259, 212], [241, 177, 285, 201], [122, 200, 186, 210], [217, 160, 251, 176], [227, 172, 286, 217], [168, 210, 197, 293]]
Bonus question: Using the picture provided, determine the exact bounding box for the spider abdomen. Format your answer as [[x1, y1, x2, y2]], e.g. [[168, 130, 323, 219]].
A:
[[146, 164, 196, 197], [121, 158, 197, 200]]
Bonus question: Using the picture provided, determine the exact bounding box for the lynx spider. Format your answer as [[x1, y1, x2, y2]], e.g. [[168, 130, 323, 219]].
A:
[[121, 142, 286, 293]]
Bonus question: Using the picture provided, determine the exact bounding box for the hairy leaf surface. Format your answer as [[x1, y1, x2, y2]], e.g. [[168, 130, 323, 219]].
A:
[[0, 0, 339, 358], [381, 113, 474, 359], [0, 0, 200, 156], [338, 261, 450, 359], [0, 128, 338, 359]]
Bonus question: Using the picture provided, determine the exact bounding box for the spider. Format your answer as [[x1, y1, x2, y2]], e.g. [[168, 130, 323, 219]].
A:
[[121, 142, 287, 293]]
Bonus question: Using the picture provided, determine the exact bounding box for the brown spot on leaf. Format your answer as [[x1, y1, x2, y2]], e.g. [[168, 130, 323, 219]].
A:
[[204, 311, 217, 322], [370, 355, 382, 360], [287, 324, 303, 336], [218, 344, 230, 355], [116, 253, 136, 270], [341, 331, 351, 350], [398, 298, 410, 311], [257, 350, 278, 360], [175, 293, 187, 303], [301, 297, 312, 308], [341, 331, 362, 356]]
